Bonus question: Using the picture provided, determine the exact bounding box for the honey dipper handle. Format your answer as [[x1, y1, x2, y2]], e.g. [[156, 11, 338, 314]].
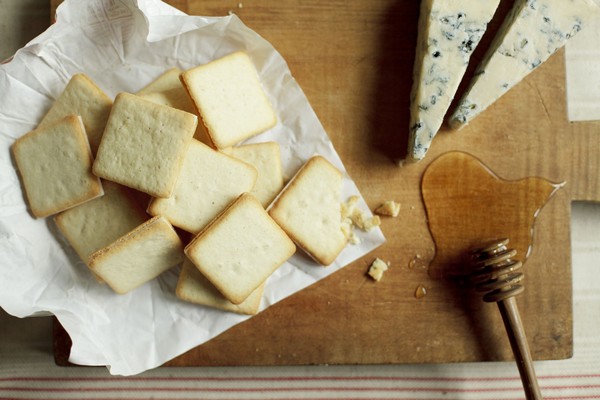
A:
[[497, 297, 543, 400]]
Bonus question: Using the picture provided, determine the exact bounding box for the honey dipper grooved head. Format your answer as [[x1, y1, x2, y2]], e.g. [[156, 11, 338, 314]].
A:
[[468, 238, 525, 303]]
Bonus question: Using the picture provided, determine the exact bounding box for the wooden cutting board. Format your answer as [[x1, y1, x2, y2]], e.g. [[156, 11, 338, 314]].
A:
[[52, 0, 600, 366]]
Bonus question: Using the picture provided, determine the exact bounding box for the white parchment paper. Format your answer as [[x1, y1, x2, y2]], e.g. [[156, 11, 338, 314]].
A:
[[0, 0, 385, 375]]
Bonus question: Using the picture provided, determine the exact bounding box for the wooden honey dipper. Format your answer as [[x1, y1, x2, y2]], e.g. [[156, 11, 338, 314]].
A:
[[468, 238, 543, 400]]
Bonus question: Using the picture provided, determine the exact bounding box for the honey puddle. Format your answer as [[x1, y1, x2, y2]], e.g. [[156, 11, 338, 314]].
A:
[[421, 152, 563, 279]]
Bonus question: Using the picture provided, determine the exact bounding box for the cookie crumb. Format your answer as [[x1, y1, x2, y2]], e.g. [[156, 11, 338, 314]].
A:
[[341, 196, 380, 245], [368, 258, 389, 282], [374, 200, 400, 217]]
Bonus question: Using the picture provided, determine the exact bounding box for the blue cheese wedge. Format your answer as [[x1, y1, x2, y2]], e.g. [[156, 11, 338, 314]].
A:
[[449, 0, 599, 129], [408, 0, 501, 161]]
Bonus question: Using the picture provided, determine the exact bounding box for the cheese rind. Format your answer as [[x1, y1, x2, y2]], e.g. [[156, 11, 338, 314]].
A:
[[408, 0, 500, 161], [449, 0, 599, 129]]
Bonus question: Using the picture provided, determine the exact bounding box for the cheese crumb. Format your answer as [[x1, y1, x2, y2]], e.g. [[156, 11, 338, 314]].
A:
[[374, 200, 400, 217], [368, 258, 389, 282]]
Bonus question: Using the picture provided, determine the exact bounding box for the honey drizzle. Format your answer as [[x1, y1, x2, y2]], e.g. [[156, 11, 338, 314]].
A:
[[421, 152, 563, 279], [414, 284, 427, 299]]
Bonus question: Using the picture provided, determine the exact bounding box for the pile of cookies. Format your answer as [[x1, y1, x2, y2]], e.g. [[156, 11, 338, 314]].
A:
[[12, 52, 350, 315]]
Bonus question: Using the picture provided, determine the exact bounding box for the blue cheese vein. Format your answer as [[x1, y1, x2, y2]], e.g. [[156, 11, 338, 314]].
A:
[[408, 0, 501, 161], [449, 0, 600, 130]]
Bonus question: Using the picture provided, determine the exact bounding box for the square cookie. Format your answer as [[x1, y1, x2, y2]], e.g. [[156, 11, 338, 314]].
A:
[[38, 73, 113, 155], [268, 155, 347, 266], [137, 68, 211, 145], [176, 257, 264, 315], [148, 140, 257, 234], [225, 142, 284, 208], [55, 180, 149, 265], [92, 92, 197, 198], [137, 67, 183, 95], [12, 115, 103, 218], [181, 52, 277, 149], [88, 216, 184, 294], [185, 193, 295, 304], [138, 89, 195, 116]]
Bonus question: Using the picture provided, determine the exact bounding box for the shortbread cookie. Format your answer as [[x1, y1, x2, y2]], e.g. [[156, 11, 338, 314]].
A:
[[92, 92, 197, 198], [38, 74, 112, 155], [225, 142, 284, 207], [55, 180, 148, 265], [137, 70, 211, 145], [88, 216, 184, 294], [137, 68, 184, 95], [269, 155, 346, 266], [185, 193, 295, 304], [12, 115, 103, 218], [176, 257, 264, 315], [181, 52, 277, 149], [138, 90, 196, 116], [148, 140, 257, 234]]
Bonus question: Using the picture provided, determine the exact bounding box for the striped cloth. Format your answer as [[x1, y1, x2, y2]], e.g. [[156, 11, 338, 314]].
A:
[[1, 202, 599, 399]]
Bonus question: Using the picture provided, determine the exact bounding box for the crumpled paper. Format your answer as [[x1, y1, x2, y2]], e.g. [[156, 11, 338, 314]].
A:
[[0, 0, 385, 375]]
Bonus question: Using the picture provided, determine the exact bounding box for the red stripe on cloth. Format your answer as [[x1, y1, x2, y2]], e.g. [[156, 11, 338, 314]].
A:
[[2, 396, 600, 400], [1, 373, 599, 382], [3, 385, 599, 392], [0, 397, 537, 400], [2, 395, 600, 400], [2, 396, 520, 400]]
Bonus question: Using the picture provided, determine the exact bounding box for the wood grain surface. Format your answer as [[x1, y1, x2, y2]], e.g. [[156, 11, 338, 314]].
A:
[[51, 0, 600, 367]]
